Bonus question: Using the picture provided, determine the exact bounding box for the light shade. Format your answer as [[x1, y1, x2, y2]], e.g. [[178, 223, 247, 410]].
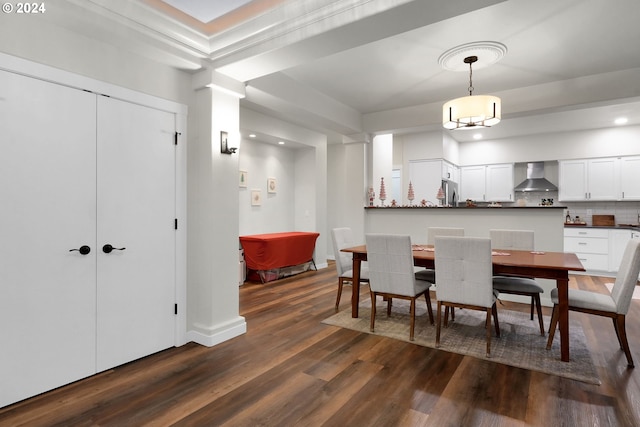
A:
[[443, 95, 501, 130]]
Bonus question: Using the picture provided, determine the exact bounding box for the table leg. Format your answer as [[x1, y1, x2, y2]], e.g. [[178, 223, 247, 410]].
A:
[[351, 255, 362, 318], [557, 276, 570, 362]]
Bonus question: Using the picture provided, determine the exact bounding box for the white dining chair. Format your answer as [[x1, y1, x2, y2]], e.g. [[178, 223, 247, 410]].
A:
[[366, 233, 434, 341], [415, 227, 464, 283], [331, 227, 369, 312], [490, 229, 545, 335], [435, 236, 500, 357], [546, 238, 640, 367]]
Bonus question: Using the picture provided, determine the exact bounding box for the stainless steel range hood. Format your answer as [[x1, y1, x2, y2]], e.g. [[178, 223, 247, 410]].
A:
[[514, 162, 558, 192]]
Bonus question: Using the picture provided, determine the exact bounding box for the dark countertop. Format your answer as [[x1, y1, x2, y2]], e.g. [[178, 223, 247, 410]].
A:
[[564, 224, 640, 230], [365, 205, 567, 209]]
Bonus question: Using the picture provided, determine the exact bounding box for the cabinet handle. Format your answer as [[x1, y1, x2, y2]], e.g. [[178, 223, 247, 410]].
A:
[[69, 245, 91, 255], [578, 242, 587, 245], [103, 244, 126, 254]]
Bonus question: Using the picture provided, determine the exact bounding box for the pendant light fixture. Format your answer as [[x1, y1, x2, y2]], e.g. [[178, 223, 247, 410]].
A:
[[443, 55, 501, 130], [439, 42, 506, 131]]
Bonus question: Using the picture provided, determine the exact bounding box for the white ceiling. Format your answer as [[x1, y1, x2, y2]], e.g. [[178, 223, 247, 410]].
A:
[[66, 0, 640, 146]]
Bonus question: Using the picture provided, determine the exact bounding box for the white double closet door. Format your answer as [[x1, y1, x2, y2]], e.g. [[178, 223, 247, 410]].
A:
[[0, 71, 176, 407]]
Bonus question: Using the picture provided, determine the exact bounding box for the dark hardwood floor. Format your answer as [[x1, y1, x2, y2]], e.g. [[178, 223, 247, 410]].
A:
[[2, 263, 640, 426]]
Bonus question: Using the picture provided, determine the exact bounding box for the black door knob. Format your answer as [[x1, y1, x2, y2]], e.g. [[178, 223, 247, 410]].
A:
[[103, 244, 126, 254], [69, 245, 91, 255]]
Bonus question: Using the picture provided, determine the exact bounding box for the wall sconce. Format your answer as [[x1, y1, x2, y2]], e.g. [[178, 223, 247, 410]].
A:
[[220, 131, 237, 154]]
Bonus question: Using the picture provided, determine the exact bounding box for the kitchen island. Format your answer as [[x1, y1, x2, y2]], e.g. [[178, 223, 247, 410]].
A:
[[364, 206, 566, 306]]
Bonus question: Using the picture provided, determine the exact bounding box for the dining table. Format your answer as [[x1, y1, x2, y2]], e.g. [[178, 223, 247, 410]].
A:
[[340, 244, 586, 363]]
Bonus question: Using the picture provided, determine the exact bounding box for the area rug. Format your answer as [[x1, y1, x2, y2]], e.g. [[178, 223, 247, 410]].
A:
[[322, 299, 600, 385]]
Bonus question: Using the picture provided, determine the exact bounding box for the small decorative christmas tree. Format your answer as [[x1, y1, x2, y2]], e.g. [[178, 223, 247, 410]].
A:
[[407, 181, 415, 205], [379, 177, 387, 206]]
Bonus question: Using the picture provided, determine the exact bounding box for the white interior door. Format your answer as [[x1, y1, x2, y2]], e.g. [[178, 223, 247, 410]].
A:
[[96, 97, 176, 371], [0, 71, 97, 407]]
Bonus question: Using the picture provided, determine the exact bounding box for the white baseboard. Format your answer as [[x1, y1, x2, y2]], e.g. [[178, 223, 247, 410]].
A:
[[187, 316, 247, 347]]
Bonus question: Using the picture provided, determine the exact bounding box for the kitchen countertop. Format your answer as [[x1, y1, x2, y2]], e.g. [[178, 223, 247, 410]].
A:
[[365, 205, 567, 209], [564, 224, 640, 230]]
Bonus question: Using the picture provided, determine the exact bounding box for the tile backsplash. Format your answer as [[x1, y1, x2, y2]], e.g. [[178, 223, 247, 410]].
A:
[[563, 201, 640, 225], [504, 190, 640, 225]]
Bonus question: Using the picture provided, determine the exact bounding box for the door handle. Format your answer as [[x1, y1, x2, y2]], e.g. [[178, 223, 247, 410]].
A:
[[69, 245, 91, 255], [103, 244, 126, 254]]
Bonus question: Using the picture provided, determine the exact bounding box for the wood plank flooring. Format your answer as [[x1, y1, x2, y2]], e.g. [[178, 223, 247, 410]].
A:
[[1, 264, 640, 426]]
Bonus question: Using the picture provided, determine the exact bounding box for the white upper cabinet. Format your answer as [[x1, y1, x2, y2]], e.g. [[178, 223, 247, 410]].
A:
[[442, 161, 459, 183], [620, 156, 640, 200], [486, 163, 514, 202], [460, 165, 486, 201], [559, 160, 587, 201], [559, 158, 618, 201], [460, 164, 514, 202]]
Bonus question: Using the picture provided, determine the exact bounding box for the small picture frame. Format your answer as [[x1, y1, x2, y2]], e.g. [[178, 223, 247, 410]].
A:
[[267, 177, 277, 193], [251, 190, 262, 206], [239, 170, 248, 188]]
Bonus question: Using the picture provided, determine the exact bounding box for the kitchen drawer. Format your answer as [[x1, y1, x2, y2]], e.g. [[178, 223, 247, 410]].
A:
[[574, 253, 609, 271], [565, 236, 609, 254], [564, 228, 609, 238]]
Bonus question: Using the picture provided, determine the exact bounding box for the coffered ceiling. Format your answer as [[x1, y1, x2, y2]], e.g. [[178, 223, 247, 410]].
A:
[[59, 0, 640, 144]]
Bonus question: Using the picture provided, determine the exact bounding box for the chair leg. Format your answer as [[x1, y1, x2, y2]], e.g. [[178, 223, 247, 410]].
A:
[[485, 308, 492, 357], [409, 298, 416, 341], [444, 306, 450, 327], [530, 296, 535, 320], [534, 294, 545, 336], [615, 314, 634, 368], [335, 278, 344, 312], [370, 291, 376, 333], [386, 298, 392, 316], [436, 301, 443, 347], [612, 316, 623, 350], [424, 292, 434, 325], [492, 303, 500, 338], [546, 304, 559, 350]]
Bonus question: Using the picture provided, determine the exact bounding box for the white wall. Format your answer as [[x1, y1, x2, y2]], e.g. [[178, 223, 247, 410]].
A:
[[327, 143, 368, 258], [239, 139, 296, 234], [0, 4, 191, 106], [459, 125, 640, 165]]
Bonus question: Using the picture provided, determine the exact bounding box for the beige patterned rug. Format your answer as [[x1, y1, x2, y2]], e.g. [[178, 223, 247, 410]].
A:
[[322, 299, 600, 385]]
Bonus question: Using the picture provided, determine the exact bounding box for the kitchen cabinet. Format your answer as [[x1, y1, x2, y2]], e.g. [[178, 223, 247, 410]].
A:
[[620, 156, 640, 200], [460, 165, 486, 201], [0, 70, 180, 407], [486, 164, 514, 202], [558, 158, 618, 201], [610, 229, 632, 272], [459, 163, 514, 202], [564, 228, 609, 272], [442, 160, 459, 183]]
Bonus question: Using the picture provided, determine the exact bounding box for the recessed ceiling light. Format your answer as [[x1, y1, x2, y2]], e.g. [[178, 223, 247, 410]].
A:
[[278, 141, 285, 145], [614, 117, 628, 125], [249, 134, 256, 138], [473, 133, 483, 140]]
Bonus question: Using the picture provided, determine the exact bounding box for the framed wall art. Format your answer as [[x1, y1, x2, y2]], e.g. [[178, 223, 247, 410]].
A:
[[251, 190, 262, 206], [239, 170, 248, 188], [267, 177, 277, 193]]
